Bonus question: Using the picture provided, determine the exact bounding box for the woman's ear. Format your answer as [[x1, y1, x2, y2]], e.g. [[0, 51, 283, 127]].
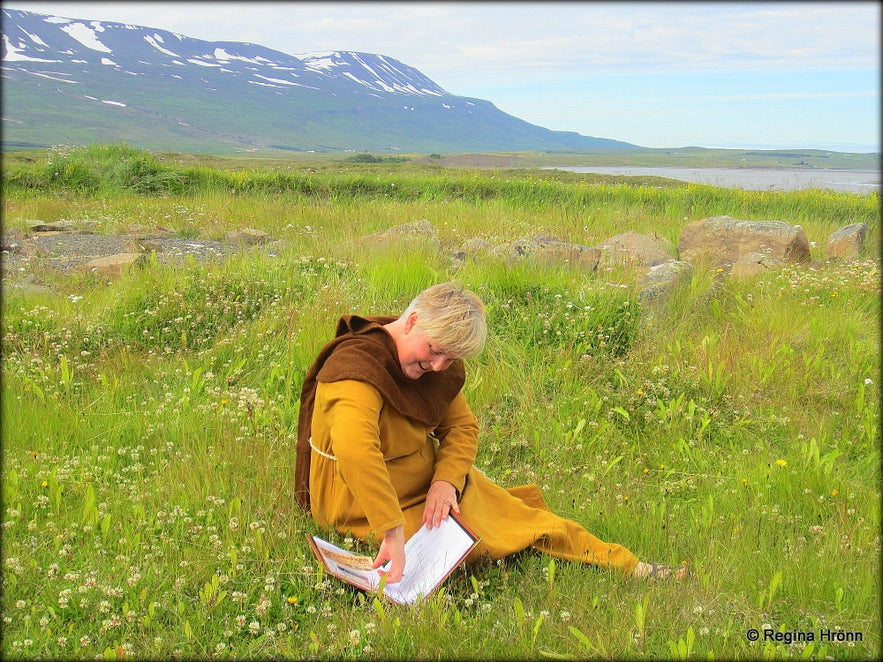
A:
[[403, 311, 419, 334]]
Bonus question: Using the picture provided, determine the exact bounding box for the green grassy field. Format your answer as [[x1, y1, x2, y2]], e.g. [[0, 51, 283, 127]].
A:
[[2, 145, 879, 659]]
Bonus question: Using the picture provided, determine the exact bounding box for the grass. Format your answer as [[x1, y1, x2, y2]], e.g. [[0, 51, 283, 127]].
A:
[[1, 145, 880, 659]]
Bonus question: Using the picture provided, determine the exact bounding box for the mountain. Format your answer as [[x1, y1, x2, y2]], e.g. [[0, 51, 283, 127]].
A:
[[1, 8, 638, 154]]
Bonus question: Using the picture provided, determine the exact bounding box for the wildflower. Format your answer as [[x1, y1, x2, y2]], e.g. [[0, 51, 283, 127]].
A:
[[831, 490, 839, 497], [775, 459, 788, 468], [41, 481, 48, 488], [286, 595, 298, 605]]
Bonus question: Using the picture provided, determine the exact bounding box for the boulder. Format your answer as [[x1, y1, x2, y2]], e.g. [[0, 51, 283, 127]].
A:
[[82, 253, 143, 276], [490, 233, 600, 269], [595, 231, 675, 267], [826, 223, 868, 260], [639, 260, 693, 306], [27, 219, 77, 233], [678, 215, 811, 268], [358, 219, 440, 251], [226, 228, 273, 245], [729, 252, 785, 279]]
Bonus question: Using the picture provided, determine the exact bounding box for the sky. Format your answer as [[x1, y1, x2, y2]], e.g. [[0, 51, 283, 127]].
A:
[[4, 1, 880, 152]]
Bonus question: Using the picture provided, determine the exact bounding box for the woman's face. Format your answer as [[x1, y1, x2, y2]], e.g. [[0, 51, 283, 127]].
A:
[[397, 312, 456, 379]]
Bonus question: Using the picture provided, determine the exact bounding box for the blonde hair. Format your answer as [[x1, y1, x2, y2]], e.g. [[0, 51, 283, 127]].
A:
[[403, 282, 487, 358]]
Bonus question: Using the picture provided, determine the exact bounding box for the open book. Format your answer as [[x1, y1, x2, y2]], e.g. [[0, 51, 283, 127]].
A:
[[307, 513, 480, 605]]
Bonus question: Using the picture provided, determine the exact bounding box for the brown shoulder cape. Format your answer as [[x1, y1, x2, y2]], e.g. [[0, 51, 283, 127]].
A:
[[295, 314, 466, 511]]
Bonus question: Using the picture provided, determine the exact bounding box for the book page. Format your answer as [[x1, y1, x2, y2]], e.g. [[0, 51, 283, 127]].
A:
[[308, 514, 479, 605], [382, 515, 478, 604], [308, 536, 382, 592]]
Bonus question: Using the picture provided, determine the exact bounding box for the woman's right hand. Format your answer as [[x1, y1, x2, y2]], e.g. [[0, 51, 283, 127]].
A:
[[372, 525, 405, 583]]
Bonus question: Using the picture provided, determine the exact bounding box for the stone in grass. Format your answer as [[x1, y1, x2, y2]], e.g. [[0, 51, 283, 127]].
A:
[[678, 215, 810, 269], [825, 223, 868, 261], [82, 253, 144, 277], [226, 228, 274, 245], [639, 260, 693, 307]]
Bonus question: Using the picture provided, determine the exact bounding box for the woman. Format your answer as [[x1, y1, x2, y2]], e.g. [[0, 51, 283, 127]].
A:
[[296, 282, 682, 582]]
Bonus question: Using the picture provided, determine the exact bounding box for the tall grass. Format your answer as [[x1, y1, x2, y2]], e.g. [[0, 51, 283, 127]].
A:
[[1, 145, 879, 659]]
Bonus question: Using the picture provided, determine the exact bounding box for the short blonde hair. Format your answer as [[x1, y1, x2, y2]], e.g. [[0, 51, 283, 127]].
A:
[[403, 282, 486, 358]]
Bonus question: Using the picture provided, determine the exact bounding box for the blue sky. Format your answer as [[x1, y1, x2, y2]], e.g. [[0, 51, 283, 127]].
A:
[[4, 1, 880, 152]]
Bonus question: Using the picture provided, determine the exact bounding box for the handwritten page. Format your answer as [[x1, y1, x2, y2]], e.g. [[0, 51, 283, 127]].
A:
[[308, 513, 479, 605]]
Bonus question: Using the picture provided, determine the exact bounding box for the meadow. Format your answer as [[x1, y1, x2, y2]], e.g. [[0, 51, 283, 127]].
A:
[[1, 145, 880, 659]]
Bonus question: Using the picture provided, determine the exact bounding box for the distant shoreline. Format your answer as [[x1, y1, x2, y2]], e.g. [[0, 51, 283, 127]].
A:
[[543, 166, 880, 193]]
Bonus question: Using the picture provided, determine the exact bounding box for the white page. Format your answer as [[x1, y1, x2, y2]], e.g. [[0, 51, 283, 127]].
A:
[[382, 516, 477, 604]]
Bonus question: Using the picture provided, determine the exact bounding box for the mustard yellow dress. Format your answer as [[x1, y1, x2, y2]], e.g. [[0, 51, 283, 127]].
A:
[[308, 378, 639, 574]]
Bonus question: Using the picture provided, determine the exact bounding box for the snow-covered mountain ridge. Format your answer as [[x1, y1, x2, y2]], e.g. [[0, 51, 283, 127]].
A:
[[2, 8, 637, 153]]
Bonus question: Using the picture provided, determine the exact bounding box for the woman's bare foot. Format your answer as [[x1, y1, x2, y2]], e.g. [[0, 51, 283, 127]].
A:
[[633, 561, 687, 580]]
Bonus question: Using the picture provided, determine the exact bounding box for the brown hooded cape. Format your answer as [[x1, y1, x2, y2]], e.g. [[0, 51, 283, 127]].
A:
[[295, 314, 465, 511]]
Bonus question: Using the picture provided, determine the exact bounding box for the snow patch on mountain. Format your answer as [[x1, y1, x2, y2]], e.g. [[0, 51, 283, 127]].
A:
[[145, 35, 178, 57], [60, 22, 112, 53]]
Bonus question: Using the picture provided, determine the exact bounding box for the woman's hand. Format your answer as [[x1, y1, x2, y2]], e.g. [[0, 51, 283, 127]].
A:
[[422, 480, 460, 529], [372, 525, 405, 583]]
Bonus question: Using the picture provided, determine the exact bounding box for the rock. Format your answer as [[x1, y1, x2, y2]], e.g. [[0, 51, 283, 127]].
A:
[[678, 215, 811, 269], [730, 252, 785, 279], [460, 237, 495, 256], [639, 260, 693, 306], [27, 219, 78, 233], [358, 219, 440, 251], [491, 233, 600, 269], [451, 237, 495, 267], [82, 253, 144, 276], [595, 231, 675, 267], [826, 223, 868, 260], [226, 228, 273, 245]]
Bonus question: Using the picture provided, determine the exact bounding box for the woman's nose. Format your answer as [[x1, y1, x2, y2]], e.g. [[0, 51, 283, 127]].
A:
[[431, 356, 453, 371]]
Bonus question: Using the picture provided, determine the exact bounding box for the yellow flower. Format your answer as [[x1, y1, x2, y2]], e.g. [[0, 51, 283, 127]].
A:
[[643, 468, 650, 475], [831, 489, 838, 497], [41, 480, 49, 488], [286, 595, 299, 605], [636, 389, 644, 396], [775, 459, 788, 468]]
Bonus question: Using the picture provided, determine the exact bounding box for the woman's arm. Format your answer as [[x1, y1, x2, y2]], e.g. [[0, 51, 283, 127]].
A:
[[322, 380, 407, 536], [423, 392, 479, 527], [431, 391, 479, 493]]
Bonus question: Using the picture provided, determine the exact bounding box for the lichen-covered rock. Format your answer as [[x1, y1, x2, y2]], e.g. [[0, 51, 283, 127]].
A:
[[826, 223, 868, 260], [678, 215, 810, 268], [595, 231, 675, 267]]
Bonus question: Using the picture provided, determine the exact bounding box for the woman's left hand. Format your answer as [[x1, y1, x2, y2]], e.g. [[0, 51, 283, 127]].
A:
[[422, 480, 460, 529]]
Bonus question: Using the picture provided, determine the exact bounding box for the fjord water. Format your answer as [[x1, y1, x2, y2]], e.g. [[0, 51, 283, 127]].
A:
[[544, 166, 880, 193]]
